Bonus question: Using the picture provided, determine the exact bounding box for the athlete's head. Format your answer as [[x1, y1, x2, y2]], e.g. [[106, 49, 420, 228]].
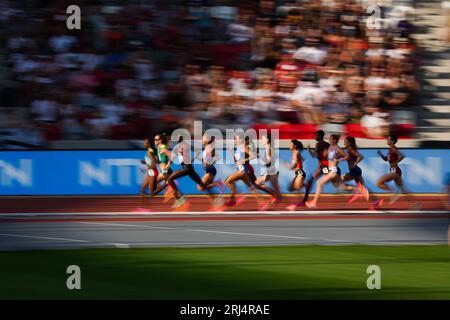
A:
[[154, 133, 168, 147], [344, 136, 357, 149], [262, 132, 272, 145], [143, 138, 151, 149], [234, 133, 243, 146], [315, 130, 325, 142], [290, 139, 303, 151], [387, 134, 398, 146], [202, 133, 215, 146], [328, 133, 340, 145]]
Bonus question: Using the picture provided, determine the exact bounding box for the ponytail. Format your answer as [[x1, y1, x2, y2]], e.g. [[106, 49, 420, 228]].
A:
[[291, 139, 303, 151]]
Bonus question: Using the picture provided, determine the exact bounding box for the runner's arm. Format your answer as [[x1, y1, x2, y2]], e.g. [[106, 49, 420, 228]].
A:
[[377, 150, 388, 161], [352, 149, 364, 166]]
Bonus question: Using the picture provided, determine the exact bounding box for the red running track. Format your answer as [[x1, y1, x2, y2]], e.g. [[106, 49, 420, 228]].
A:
[[0, 194, 448, 214]]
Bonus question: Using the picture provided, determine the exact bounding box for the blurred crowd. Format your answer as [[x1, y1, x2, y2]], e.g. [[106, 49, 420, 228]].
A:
[[0, 0, 420, 147]]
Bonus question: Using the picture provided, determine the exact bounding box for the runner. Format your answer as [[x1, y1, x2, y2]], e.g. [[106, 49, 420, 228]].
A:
[[162, 136, 217, 209], [375, 135, 421, 209], [255, 132, 282, 209], [153, 133, 175, 201], [288, 130, 329, 210], [306, 134, 355, 208], [287, 139, 306, 193], [135, 137, 159, 212], [224, 133, 261, 207], [197, 134, 225, 195], [341, 136, 370, 203], [140, 137, 158, 196], [244, 135, 280, 203]]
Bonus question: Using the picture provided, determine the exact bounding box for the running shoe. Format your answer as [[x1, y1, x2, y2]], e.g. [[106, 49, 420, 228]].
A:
[[271, 196, 282, 205], [305, 201, 317, 209], [286, 204, 297, 211], [362, 187, 370, 201], [171, 196, 187, 209], [347, 193, 361, 204], [287, 201, 306, 211], [211, 195, 225, 209], [369, 199, 384, 211]]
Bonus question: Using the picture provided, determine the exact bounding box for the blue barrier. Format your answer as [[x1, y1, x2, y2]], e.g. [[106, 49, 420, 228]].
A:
[[0, 149, 448, 195]]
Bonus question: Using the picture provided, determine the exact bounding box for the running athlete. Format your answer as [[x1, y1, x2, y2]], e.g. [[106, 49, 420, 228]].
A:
[[135, 138, 159, 212], [287, 139, 306, 193], [162, 136, 217, 209], [306, 134, 355, 208], [197, 134, 225, 193], [152, 133, 176, 201], [341, 136, 369, 203], [255, 133, 281, 206], [140, 137, 158, 196], [289, 130, 330, 209], [154, 133, 173, 184], [244, 135, 279, 202], [224, 134, 261, 206], [375, 135, 421, 208]]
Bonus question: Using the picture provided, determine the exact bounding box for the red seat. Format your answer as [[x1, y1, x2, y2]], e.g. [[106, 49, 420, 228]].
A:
[[345, 124, 366, 138]]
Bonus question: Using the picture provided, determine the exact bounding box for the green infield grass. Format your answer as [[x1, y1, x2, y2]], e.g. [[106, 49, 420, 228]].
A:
[[1, 245, 450, 299]]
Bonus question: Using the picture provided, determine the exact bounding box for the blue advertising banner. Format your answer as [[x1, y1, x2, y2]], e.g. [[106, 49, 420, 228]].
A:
[[0, 149, 449, 195]]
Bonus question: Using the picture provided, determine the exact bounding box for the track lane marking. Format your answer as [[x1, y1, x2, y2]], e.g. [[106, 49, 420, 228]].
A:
[[0, 232, 90, 243], [77, 221, 320, 242], [76, 221, 176, 230]]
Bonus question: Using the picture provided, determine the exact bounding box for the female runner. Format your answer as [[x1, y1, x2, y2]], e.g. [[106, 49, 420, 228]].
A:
[[341, 136, 369, 203], [140, 137, 159, 196], [224, 134, 261, 206], [375, 135, 421, 208], [197, 134, 225, 194], [288, 139, 306, 193], [244, 136, 279, 205], [153, 133, 176, 201], [135, 138, 159, 212], [255, 132, 282, 207], [306, 134, 355, 208], [164, 136, 217, 209]]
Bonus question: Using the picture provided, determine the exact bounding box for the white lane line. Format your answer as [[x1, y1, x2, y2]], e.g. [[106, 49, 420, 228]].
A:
[[0, 210, 448, 217], [78, 221, 314, 241], [187, 228, 313, 240], [76, 221, 176, 230], [0, 232, 90, 243]]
